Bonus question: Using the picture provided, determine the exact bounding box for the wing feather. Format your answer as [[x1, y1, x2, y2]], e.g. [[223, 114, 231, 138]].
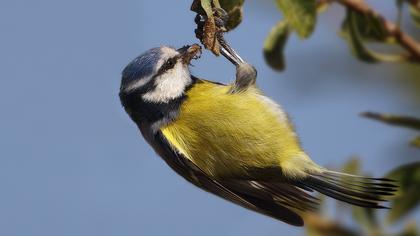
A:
[[152, 131, 315, 226]]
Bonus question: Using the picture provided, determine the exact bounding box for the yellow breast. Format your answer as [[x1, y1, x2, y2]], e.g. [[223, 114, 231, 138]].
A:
[[160, 80, 306, 179]]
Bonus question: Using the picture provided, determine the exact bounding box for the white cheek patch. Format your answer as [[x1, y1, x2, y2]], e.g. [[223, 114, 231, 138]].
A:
[[124, 75, 153, 92], [142, 63, 192, 103], [161, 47, 179, 57], [156, 47, 179, 69], [124, 47, 179, 93]]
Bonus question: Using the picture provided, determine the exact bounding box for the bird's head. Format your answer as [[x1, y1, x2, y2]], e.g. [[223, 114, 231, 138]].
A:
[[119, 44, 202, 127], [120, 44, 201, 104]]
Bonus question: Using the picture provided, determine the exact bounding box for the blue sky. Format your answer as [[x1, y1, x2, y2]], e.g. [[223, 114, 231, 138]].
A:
[[0, 1, 419, 235]]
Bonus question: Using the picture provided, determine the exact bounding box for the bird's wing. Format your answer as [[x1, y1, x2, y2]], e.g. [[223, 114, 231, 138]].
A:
[[153, 130, 320, 226]]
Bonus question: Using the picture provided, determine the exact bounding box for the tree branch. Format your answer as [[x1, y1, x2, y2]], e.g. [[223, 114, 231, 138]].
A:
[[334, 0, 420, 63]]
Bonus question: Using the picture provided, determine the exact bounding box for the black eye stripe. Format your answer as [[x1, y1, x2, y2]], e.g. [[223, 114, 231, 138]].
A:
[[160, 57, 178, 71]]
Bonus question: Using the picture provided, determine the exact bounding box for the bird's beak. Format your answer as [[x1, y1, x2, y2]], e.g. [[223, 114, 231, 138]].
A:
[[177, 44, 202, 65]]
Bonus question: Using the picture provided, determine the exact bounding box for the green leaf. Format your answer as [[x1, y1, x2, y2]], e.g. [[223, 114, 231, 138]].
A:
[[385, 162, 420, 224], [199, 0, 213, 17], [352, 207, 377, 231], [411, 136, 420, 148], [362, 112, 420, 148], [263, 20, 289, 71], [316, 1, 331, 14], [343, 9, 379, 63], [219, 0, 244, 30], [397, 222, 418, 236], [218, 0, 242, 10], [342, 157, 361, 175], [342, 9, 406, 63], [274, 0, 316, 39], [191, 0, 244, 31], [361, 112, 420, 131], [344, 10, 389, 42], [304, 213, 359, 236], [409, 4, 420, 27]]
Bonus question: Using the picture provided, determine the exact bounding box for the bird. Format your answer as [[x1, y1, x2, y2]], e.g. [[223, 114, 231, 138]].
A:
[[119, 43, 396, 226]]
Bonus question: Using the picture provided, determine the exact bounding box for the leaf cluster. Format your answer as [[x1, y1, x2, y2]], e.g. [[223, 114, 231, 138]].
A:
[[263, 0, 420, 70], [188, 1, 420, 235], [191, 0, 244, 55]]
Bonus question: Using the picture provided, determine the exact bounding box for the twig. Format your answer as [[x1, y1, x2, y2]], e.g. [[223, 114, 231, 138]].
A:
[[361, 111, 420, 131], [333, 0, 420, 63]]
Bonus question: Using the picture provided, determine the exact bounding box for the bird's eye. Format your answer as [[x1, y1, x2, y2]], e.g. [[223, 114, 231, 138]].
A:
[[162, 58, 176, 71]]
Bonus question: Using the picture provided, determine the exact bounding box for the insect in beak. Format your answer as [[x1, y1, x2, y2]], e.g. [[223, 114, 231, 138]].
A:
[[177, 44, 202, 65]]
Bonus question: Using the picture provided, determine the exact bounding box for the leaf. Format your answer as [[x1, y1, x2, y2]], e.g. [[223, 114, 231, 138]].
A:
[[191, 0, 204, 14], [274, 0, 316, 39], [361, 112, 420, 131], [397, 222, 418, 236], [218, 0, 241, 10], [304, 213, 359, 236], [192, 0, 244, 31], [342, 9, 389, 42], [352, 207, 377, 231], [409, 4, 420, 27], [263, 20, 289, 71], [342, 157, 361, 175], [362, 112, 420, 148], [219, 0, 244, 30], [385, 162, 420, 224], [342, 9, 379, 63], [191, 0, 221, 55], [191, 0, 213, 17], [411, 136, 420, 148], [316, 0, 331, 13], [191, 0, 244, 54], [342, 9, 406, 63], [202, 17, 221, 55]]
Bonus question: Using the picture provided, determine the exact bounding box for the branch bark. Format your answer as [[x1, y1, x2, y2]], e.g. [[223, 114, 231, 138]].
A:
[[334, 0, 420, 63]]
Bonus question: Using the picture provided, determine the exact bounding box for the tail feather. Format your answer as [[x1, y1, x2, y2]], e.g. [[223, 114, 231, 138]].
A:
[[322, 171, 397, 186], [295, 170, 397, 209], [312, 173, 396, 196]]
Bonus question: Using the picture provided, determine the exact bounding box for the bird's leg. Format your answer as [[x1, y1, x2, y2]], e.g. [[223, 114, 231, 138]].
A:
[[221, 37, 257, 93], [230, 63, 257, 93], [217, 35, 244, 66], [213, 8, 244, 66], [194, 7, 243, 65], [194, 7, 257, 92], [213, 8, 257, 92]]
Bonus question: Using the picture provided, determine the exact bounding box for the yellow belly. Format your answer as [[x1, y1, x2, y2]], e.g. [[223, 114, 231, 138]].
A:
[[160, 80, 306, 179]]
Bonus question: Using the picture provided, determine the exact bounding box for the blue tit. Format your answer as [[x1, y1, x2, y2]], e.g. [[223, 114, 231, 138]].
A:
[[119, 44, 396, 226]]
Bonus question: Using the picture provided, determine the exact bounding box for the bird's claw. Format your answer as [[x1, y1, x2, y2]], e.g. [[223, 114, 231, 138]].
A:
[[193, 5, 256, 92], [193, 7, 244, 66], [213, 7, 228, 31]]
